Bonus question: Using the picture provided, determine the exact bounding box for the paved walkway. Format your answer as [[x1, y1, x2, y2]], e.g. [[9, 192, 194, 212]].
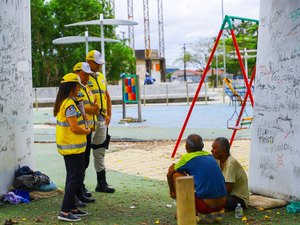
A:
[[33, 100, 252, 183], [105, 140, 251, 181]]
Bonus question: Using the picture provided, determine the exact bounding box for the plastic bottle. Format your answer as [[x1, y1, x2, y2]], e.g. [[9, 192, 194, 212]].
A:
[[235, 203, 243, 218]]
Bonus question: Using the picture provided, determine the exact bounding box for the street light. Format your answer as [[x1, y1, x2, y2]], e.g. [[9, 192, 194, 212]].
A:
[[183, 43, 187, 82], [65, 14, 138, 78]]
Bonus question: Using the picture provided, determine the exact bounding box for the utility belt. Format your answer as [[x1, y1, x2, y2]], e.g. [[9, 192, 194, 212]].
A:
[[91, 128, 111, 150]]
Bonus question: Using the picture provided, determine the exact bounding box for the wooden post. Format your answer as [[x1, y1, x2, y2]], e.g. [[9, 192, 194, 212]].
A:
[[176, 176, 197, 225]]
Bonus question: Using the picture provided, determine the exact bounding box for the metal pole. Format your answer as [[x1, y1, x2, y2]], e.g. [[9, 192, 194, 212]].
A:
[[216, 50, 219, 90], [166, 83, 169, 106], [143, 84, 146, 106], [244, 48, 248, 77], [230, 29, 254, 107], [85, 30, 89, 57], [100, 14, 106, 78], [230, 66, 256, 146], [222, 0, 226, 103], [136, 75, 142, 122], [171, 29, 224, 158], [204, 81, 207, 104], [122, 77, 126, 119], [186, 82, 189, 106], [183, 43, 187, 81], [35, 88, 38, 111]]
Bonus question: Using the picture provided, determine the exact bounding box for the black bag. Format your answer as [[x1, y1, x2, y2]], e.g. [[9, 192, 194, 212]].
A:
[[15, 166, 33, 177]]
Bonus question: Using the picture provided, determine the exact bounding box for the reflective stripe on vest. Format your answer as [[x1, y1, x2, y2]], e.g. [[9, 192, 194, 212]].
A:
[[57, 120, 85, 127], [76, 87, 96, 129], [56, 98, 86, 156], [57, 142, 87, 150], [88, 72, 107, 117]]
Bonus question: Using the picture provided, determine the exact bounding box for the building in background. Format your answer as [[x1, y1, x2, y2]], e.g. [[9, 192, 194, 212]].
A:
[[135, 49, 161, 83]]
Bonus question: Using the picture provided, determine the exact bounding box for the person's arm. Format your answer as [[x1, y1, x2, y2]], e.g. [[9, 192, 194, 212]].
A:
[[67, 116, 91, 135], [105, 91, 112, 126], [225, 182, 234, 194], [167, 164, 176, 199], [84, 104, 99, 115]]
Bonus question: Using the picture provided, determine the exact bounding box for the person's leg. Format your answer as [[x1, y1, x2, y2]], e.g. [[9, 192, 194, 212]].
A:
[[195, 198, 225, 214], [81, 132, 92, 197], [61, 153, 85, 212], [225, 195, 246, 211], [92, 121, 115, 193], [167, 172, 186, 199]]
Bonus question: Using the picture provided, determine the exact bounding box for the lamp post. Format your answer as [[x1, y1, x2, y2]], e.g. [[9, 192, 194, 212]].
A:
[[183, 43, 187, 82], [221, 0, 226, 103]]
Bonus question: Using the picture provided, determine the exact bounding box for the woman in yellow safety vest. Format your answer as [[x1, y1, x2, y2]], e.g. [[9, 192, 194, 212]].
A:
[[53, 73, 91, 222]]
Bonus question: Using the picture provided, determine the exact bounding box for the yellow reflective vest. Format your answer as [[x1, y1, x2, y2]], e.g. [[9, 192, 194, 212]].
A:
[[56, 98, 87, 156], [76, 86, 96, 129], [88, 72, 107, 117]]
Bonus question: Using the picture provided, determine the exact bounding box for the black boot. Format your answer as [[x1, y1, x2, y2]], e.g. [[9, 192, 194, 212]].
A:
[[74, 195, 87, 208], [81, 173, 92, 197], [95, 170, 115, 193], [78, 194, 95, 203]]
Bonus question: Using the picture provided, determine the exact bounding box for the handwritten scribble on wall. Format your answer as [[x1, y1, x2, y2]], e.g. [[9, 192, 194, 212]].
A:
[[249, 0, 300, 200]]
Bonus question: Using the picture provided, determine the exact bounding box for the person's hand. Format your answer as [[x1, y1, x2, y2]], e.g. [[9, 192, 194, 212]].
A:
[[83, 114, 88, 121], [167, 163, 175, 178], [85, 128, 91, 135], [105, 115, 111, 126], [91, 105, 99, 115], [169, 191, 176, 199]]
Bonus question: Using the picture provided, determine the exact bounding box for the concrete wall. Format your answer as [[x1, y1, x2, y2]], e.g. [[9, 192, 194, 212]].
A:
[[249, 0, 300, 200], [0, 0, 33, 194]]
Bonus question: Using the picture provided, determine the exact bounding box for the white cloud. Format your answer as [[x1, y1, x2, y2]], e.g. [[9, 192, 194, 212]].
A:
[[114, 0, 260, 69]]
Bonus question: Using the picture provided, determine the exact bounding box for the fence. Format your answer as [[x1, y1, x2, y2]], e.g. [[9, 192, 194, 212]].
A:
[[33, 82, 218, 110]]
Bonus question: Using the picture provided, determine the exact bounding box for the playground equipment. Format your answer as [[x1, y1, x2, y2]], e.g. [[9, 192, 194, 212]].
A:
[[171, 15, 258, 158], [223, 77, 244, 105], [223, 77, 254, 130], [120, 74, 142, 123]]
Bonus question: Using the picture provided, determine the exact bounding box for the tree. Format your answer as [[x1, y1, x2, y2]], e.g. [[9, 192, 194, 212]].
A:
[[31, 0, 56, 87], [105, 42, 136, 84], [31, 0, 136, 87], [220, 21, 258, 77], [189, 37, 214, 70]]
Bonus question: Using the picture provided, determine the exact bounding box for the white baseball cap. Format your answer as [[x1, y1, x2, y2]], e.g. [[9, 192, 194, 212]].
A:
[[86, 50, 105, 65], [73, 62, 94, 74]]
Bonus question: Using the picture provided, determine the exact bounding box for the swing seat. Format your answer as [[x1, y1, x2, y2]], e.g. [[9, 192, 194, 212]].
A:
[[227, 126, 248, 130], [227, 117, 252, 130]]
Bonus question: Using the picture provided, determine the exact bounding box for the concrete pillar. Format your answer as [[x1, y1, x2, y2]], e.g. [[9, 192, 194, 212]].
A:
[[0, 0, 33, 194]]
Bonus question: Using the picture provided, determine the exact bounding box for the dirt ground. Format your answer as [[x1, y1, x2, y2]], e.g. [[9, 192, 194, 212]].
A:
[[106, 139, 251, 181]]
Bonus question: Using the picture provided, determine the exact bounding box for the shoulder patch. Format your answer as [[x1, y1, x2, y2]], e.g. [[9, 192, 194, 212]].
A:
[[77, 92, 84, 97]]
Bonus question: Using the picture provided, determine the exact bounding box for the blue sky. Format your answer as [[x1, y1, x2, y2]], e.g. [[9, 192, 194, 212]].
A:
[[115, 0, 260, 69]]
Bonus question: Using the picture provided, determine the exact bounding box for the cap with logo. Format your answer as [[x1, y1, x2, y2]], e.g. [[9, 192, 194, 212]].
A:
[[86, 50, 105, 65], [73, 62, 94, 74], [61, 73, 85, 88], [61, 73, 82, 84]]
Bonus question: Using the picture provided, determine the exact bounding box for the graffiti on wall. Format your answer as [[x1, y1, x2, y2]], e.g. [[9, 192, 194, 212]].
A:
[[0, 0, 33, 193], [249, 0, 300, 199]]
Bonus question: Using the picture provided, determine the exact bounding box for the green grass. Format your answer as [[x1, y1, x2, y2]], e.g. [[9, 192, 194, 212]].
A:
[[0, 172, 177, 225], [1, 143, 300, 224], [1, 172, 300, 225]]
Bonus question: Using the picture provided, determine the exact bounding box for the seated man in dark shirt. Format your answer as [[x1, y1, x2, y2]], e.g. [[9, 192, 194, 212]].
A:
[[167, 134, 227, 214]]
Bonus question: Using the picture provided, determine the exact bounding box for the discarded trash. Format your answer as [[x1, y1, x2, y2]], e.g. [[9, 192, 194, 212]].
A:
[[129, 205, 136, 209], [286, 201, 300, 213], [166, 204, 173, 208]]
